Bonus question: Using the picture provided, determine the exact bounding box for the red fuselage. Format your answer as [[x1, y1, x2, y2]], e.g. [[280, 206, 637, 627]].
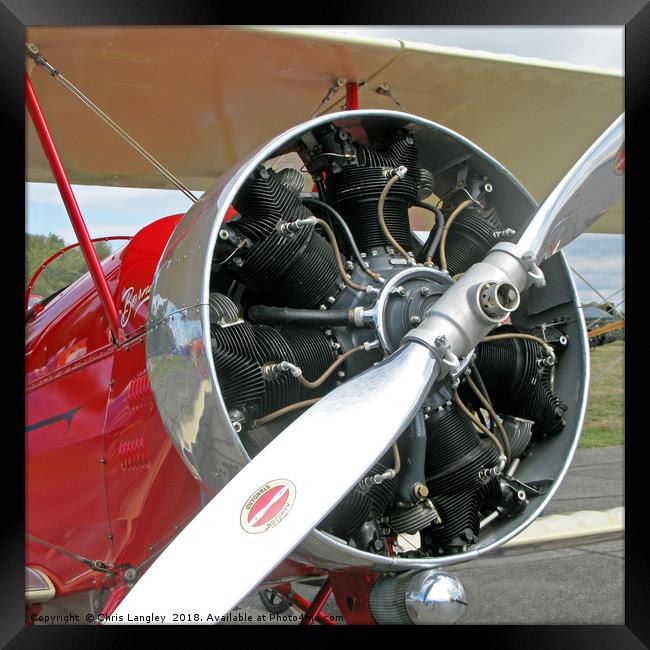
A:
[[26, 214, 203, 597], [25, 212, 355, 617]]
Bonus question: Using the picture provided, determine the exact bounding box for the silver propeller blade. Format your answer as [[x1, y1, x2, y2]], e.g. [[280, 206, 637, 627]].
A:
[[514, 113, 624, 264], [406, 114, 625, 363], [111, 343, 437, 623]]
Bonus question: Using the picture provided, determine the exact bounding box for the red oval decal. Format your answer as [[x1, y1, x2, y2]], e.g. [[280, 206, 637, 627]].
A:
[[240, 479, 296, 534], [614, 144, 625, 175]]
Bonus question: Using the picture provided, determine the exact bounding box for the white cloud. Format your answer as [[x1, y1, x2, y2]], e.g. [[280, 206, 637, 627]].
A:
[[26, 182, 199, 209], [294, 26, 623, 72]]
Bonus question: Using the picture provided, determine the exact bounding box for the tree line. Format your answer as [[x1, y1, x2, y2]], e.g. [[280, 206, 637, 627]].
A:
[[26, 233, 112, 298]]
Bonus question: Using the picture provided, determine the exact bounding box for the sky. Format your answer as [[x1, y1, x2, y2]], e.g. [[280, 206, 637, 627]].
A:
[[25, 26, 624, 310]]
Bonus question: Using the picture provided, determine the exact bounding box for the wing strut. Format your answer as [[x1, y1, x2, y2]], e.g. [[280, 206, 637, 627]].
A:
[[25, 71, 122, 343]]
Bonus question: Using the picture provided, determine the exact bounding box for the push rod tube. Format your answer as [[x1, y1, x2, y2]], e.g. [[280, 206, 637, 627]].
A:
[[25, 72, 122, 343]]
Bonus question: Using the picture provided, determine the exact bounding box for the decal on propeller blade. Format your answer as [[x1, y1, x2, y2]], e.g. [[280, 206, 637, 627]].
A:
[[614, 144, 625, 175], [240, 479, 296, 534]]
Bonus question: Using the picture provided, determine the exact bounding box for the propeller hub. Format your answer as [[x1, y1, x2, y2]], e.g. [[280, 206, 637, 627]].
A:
[[371, 266, 453, 354]]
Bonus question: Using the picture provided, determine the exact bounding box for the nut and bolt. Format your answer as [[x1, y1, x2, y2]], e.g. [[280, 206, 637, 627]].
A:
[[413, 483, 429, 499], [434, 335, 449, 349], [410, 315, 421, 325], [420, 287, 431, 297]]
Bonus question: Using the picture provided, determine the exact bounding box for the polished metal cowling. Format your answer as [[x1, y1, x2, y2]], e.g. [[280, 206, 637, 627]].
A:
[[146, 110, 590, 574]]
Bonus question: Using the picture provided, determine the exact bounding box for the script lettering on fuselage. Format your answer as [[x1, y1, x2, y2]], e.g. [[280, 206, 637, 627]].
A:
[[121, 285, 152, 328]]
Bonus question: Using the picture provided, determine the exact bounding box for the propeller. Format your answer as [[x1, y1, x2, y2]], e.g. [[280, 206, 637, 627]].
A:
[[111, 114, 623, 624]]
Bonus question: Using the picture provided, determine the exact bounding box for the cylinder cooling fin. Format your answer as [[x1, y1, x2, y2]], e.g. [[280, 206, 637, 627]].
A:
[[146, 110, 588, 575]]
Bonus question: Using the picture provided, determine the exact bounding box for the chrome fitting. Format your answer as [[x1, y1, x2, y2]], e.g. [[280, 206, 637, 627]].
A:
[[477, 281, 520, 321], [360, 468, 396, 489], [382, 165, 408, 180], [493, 228, 516, 241], [262, 360, 303, 380], [276, 216, 317, 236], [369, 570, 467, 625]]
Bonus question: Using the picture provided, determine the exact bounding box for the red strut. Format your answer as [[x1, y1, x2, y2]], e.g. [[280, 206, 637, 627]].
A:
[[300, 578, 334, 625], [345, 81, 359, 110], [25, 72, 122, 343]]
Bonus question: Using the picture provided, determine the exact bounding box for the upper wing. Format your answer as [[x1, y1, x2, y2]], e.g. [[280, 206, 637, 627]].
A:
[[25, 26, 623, 234]]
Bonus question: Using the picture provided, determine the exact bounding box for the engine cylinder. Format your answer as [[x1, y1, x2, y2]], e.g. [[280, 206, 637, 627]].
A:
[[432, 191, 503, 276], [324, 133, 420, 252], [474, 325, 568, 438], [229, 167, 341, 308]]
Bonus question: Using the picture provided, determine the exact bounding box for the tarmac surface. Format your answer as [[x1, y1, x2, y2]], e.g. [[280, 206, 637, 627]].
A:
[[230, 445, 624, 625]]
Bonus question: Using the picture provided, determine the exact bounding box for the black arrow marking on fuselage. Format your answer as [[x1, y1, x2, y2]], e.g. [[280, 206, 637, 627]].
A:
[[26, 406, 81, 433]]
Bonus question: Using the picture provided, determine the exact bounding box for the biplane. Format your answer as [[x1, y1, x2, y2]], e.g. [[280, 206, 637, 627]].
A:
[[25, 26, 623, 625]]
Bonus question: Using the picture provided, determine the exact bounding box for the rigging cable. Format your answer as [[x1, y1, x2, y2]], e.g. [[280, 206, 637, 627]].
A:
[[26, 43, 198, 203]]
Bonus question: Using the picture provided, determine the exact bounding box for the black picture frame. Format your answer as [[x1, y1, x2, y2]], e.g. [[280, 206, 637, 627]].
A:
[[5, 1, 648, 646]]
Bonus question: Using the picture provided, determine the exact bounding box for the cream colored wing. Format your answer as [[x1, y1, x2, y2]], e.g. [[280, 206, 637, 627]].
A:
[[26, 26, 623, 233]]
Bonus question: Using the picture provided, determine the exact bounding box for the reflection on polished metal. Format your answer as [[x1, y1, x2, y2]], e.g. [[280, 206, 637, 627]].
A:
[[368, 569, 466, 624], [113, 343, 439, 622], [404, 570, 467, 625], [514, 114, 624, 264]]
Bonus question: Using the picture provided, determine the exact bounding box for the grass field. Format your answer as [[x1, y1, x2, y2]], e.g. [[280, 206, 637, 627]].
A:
[[580, 340, 624, 448]]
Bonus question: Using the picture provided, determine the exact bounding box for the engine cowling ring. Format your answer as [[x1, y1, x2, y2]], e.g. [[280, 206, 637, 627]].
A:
[[146, 109, 588, 573]]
